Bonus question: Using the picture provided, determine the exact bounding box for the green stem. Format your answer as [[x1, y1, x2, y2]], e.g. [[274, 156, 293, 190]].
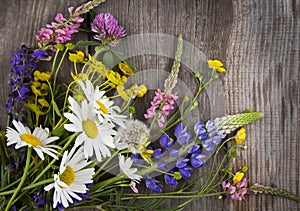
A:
[[4, 147, 32, 211], [0, 178, 53, 196], [53, 48, 69, 89], [89, 175, 125, 194], [93, 151, 119, 180]]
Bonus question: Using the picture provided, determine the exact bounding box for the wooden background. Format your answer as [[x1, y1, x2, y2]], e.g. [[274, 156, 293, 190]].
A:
[[0, 0, 299, 210]]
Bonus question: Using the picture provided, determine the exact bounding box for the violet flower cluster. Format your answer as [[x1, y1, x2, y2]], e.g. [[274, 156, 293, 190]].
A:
[[4, 45, 47, 122], [36, 8, 84, 50], [36, 0, 107, 50], [144, 89, 178, 127], [91, 13, 127, 46], [222, 178, 248, 201], [133, 123, 207, 193]]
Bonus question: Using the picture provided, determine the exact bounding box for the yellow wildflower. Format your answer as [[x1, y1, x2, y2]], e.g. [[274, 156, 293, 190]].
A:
[[106, 70, 127, 88], [69, 51, 86, 63], [208, 59, 227, 73], [233, 171, 244, 185], [235, 128, 246, 144], [139, 141, 154, 164], [128, 84, 147, 98], [117, 84, 129, 101], [119, 62, 134, 76], [71, 72, 88, 82], [33, 70, 51, 81], [38, 98, 50, 107], [87, 54, 108, 76]]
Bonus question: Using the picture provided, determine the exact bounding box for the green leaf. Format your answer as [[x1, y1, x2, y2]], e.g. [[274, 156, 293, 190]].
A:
[[52, 101, 62, 117], [51, 125, 66, 137], [231, 149, 237, 158], [111, 50, 137, 73], [103, 51, 115, 69], [75, 40, 101, 47]]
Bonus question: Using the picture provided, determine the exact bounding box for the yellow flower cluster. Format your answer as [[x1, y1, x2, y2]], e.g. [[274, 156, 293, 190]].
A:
[[69, 51, 147, 102], [235, 128, 246, 144], [27, 70, 51, 115], [233, 166, 248, 184], [208, 59, 227, 73]]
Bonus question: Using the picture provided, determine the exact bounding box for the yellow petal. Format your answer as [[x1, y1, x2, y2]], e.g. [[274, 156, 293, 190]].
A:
[[119, 62, 134, 76], [217, 67, 227, 73], [208, 59, 223, 69], [37, 72, 51, 81], [38, 98, 50, 107]]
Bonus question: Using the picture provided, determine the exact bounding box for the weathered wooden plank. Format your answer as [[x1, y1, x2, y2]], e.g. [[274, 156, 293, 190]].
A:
[[0, 0, 87, 128], [227, 0, 300, 210], [0, 0, 299, 210]]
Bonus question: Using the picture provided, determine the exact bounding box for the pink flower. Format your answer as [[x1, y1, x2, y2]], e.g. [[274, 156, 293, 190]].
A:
[[130, 180, 139, 193], [37, 28, 53, 41], [229, 185, 236, 194], [231, 193, 239, 200], [222, 181, 230, 190], [55, 13, 65, 22], [158, 115, 165, 127]]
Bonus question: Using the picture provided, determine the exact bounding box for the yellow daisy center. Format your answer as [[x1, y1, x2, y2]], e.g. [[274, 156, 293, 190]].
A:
[[20, 133, 42, 147], [59, 166, 75, 186], [96, 100, 109, 114], [82, 119, 98, 138]]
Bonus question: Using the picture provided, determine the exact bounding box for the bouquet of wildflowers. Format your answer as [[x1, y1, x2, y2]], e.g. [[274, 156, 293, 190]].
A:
[[1, 1, 299, 210]]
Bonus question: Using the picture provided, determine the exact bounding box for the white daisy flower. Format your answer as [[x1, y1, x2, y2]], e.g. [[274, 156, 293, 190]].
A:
[[119, 155, 142, 182], [79, 79, 126, 127], [5, 120, 60, 160], [44, 145, 95, 209], [64, 96, 117, 162]]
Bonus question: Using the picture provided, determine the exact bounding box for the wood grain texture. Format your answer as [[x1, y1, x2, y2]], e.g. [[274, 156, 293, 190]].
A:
[[0, 0, 299, 210]]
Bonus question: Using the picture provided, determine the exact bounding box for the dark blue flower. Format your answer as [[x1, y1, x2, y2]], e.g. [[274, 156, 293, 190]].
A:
[[160, 134, 174, 150], [33, 190, 46, 207], [164, 173, 178, 186], [179, 165, 193, 179], [145, 178, 162, 193], [191, 153, 206, 168], [175, 123, 193, 145], [194, 122, 208, 140], [5, 45, 48, 122]]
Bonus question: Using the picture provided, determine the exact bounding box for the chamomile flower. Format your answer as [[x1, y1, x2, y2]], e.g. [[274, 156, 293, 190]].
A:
[[79, 79, 126, 127], [64, 96, 117, 162], [44, 145, 94, 209], [6, 120, 60, 160], [119, 155, 142, 182], [115, 119, 153, 163]]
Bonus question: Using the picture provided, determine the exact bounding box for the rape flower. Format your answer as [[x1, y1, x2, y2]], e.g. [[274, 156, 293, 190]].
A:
[[69, 51, 86, 63], [119, 62, 134, 76], [106, 70, 127, 88], [87, 54, 108, 77], [44, 145, 94, 209], [235, 127, 246, 144], [6, 120, 60, 160], [128, 84, 147, 98], [208, 59, 227, 73], [233, 171, 245, 185]]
